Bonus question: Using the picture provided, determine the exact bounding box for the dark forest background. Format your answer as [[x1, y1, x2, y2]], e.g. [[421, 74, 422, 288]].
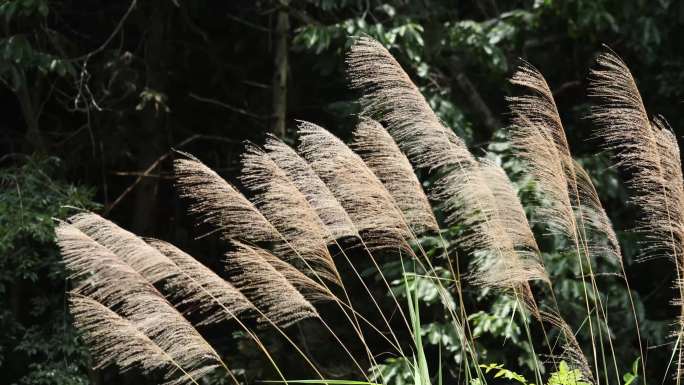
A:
[[2, 1, 684, 384]]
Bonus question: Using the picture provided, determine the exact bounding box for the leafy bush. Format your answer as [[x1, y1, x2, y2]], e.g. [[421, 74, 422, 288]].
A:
[[0, 156, 98, 385]]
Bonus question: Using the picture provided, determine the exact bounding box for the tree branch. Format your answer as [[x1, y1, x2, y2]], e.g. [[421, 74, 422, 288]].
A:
[[450, 59, 501, 133]]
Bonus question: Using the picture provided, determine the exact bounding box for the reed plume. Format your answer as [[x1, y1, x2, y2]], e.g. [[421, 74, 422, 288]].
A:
[[508, 65, 623, 267], [146, 238, 254, 325], [264, 135, 358, 240], [248, 242, 336, 303], [297, 120, 411, 250], [70, 295, 220, 385], [57, 223, 227, 385], [589, 51, 684, 379], [174, 153, 278, 242], [508, 61, 606, 382], [571, 160, 623, 267], [225, 241, 320, 328], [589, 52, 684, 264], [347, 37, 548, 305], [346, 36, 502, 253], [347, 37, 473, 172], [542, 311, 596, 384], [351, 118, 439, 234], [475, 159, 549, 289], [69, 212, 181, 284], [241, 143, 343, 286], [72, 213, 264, 327], [265, 133, 415, 362], [510, 59, 636, 385]]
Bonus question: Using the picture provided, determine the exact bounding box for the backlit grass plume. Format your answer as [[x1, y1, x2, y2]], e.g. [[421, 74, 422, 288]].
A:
[[297, 120, 411, 250], [264, 135, 358, 240], [174, 153, 279, 242], [241, 143, 343, 286], [224, 241, 321, 327], [351, 118, 438, 235], [57, 223, 231, 385], [590, 51, 683, 381]]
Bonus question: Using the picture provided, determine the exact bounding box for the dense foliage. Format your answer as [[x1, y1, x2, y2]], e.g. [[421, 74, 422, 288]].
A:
[[0, 157, 98, 384], [2, 1, 683, 384]]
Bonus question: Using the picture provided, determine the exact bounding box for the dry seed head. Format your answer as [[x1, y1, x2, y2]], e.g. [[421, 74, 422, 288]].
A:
[[174, 155, 278, 242], [264, 136, 358, 240], [297, 120, 411, 250], [57, 224, 224, 385], [347, 36, 473, 172], [147, 238, 254, 325], [472, 159, 549, 289], [589, 53, 683, 264], [70, 294, 221, 385], [351, 118, 439, 234], [225, 241, 320, 328], [348, 36, 546, 294], [241, 143, 342, 286]]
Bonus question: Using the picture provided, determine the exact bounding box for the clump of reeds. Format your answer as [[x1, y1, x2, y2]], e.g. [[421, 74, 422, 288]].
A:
[[56, 37, 682, 385]]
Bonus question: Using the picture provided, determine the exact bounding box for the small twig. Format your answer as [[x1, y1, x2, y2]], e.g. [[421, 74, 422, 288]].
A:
[[552, 80, 582, 96], [104, 134, 238, 215], [111, 171, 171, 178], [68, 0, 138, 62], [241, 80, 271, 89], [188, 92, 269, 121], [225, 12, 270, 32]]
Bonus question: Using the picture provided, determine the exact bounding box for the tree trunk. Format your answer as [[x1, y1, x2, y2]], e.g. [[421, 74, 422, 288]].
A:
[[450, 59, 501, 135], [13, 68, 45, 153], [132, 0, 168, 235], [271, 0, 289, 138]]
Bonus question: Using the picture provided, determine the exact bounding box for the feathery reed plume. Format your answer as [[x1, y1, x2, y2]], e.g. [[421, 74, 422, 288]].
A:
[[173, 153, 278, 242], [351, 119, 439, 234], [571, 160, 623, 267], [297, 120, 411, 250], [588, 51, 656, 173], [590, 53, 684, 264], [507, 64, 579, 243], [347, 37, 546, 328], [71, 213, 257, 326], [57, 224, 226, 385], [509, 62, 573, 161], [510, 61, 624, 266], [264, 136, 358, 240], [590, 51, 684, 377], [347, 37, 472, 172], [508, 114, 577, 241], [649, 117, 684, 262], [225, 241, 320, 328], [511, 60, 630, 384], [252, 244, 336, 303], [265, 134, 413, 363], [70, 295, 219, 385], [510, 62, 621, 259], [542, 311, 596, 384], [508, 62, 605, 376], [589, 51, 684, 363], [346, 37, 493, 241], [475, 159, 549, 289], [241, 143, 342, 286], [69, 212, 180, 283], [57, 222, 162, 303], [146, 239, 254, 325]]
